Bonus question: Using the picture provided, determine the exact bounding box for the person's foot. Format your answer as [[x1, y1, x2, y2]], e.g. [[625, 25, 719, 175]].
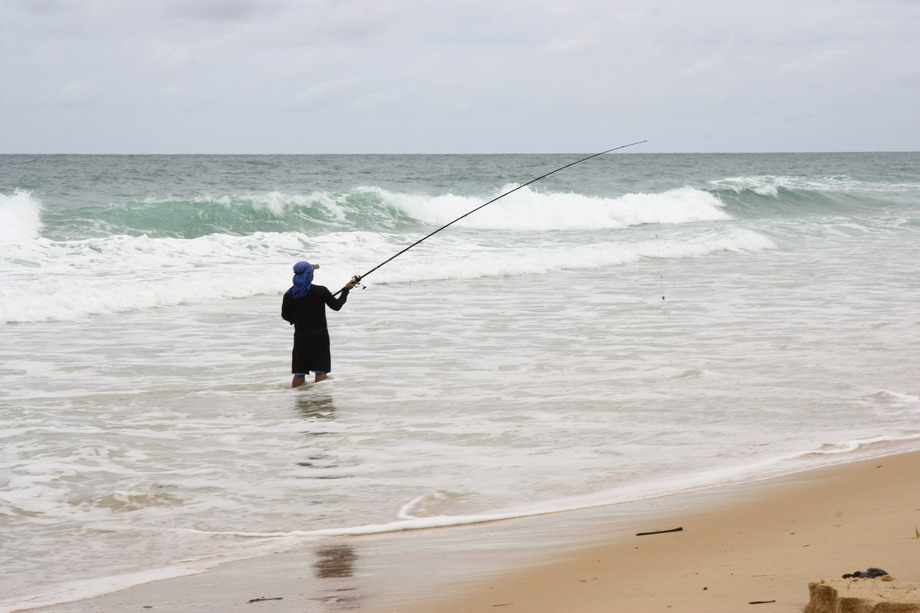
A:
[[314, 373, 328, 383], [292, 375, 306, 388]]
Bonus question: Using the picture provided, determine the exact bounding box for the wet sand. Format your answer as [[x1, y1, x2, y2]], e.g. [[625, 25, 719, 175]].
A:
[[27, 450, 920, 613]]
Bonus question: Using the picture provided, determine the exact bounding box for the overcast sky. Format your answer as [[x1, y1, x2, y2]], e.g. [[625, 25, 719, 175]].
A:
[[1, 0, 918, 154]]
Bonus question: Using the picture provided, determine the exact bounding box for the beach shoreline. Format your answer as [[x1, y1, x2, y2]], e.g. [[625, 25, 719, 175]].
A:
[[22, 448, 920, 613]]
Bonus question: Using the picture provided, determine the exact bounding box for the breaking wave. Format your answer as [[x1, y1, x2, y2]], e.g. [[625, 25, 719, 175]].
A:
[[0, 227, 774, 324], [29, 185, 731, 240], [0, 190, 43, 243]]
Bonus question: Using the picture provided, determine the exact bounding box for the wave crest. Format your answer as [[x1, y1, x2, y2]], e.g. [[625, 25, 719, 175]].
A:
[[42, 186, 731, 240], [709, 175, 920, 197], [385, 185, 731, 231]]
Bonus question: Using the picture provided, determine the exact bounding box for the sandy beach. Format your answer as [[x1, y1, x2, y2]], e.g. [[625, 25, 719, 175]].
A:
[[405, 449, 920, 613], [24, 448, 920, 613]]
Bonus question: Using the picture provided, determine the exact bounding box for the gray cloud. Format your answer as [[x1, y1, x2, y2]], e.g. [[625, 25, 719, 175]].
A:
[[1, 0, 917, 152]]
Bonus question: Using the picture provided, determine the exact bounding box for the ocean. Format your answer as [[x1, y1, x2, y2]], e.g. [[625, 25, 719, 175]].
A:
[[1, 152, 919, 611]]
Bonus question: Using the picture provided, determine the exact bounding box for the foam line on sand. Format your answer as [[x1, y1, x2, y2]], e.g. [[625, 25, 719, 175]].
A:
[[25, 450, 920, 613]]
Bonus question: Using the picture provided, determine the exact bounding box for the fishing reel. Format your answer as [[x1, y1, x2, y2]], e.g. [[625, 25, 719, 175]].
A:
[[350, 274, 365, 290]]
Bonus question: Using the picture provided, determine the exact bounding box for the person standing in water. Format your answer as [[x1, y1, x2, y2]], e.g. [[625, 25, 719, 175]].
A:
[[281, 261, 355, 387]]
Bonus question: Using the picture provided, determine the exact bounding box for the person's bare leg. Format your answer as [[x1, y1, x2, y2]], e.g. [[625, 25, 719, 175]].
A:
[[291, 375, 306, 388], [314, 372, 328, 383]]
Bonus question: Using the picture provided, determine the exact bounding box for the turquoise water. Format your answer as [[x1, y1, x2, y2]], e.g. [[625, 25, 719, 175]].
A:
[[1, 152, 919, 610]]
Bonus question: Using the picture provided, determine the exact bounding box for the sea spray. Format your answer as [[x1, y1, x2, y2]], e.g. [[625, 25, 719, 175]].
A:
[[0, 189, 43, 242]]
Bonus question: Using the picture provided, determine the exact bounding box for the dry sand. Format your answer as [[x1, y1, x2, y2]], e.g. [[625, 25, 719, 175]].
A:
[[28, 450, 920, 613]]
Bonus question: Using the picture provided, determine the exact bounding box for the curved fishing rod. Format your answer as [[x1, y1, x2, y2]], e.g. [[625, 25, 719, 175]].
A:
[[335, 140, 647, 296]]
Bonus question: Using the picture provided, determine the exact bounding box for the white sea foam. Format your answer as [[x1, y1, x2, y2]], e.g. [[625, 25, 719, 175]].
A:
[[0, 190, 43, 242], [0, 228, 774, 323], [865, 390, 920, 406], [380, 185, 731, 230], [361, 229, 776, 285], [0, 233, 294, 323], [799, 435, 920, 457], [710, 175, 920, 196]]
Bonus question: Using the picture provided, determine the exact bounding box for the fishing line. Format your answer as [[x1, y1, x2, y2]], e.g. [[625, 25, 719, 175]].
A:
[[655, 233, 667, 302], [335, 140, 647, 295]]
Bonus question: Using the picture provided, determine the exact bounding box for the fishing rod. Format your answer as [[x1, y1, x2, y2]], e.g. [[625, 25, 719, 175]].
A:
[[335, 140, 647, 296]]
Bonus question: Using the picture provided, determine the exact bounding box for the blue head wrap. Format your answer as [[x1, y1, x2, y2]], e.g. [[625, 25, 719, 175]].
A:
[[287, 261, 314, 298]]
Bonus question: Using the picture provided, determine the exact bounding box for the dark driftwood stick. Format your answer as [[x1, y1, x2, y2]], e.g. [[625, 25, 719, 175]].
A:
[[636, 527, 683, 536], [749, 600, 776, 605], [248, 596, 284, 603]]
